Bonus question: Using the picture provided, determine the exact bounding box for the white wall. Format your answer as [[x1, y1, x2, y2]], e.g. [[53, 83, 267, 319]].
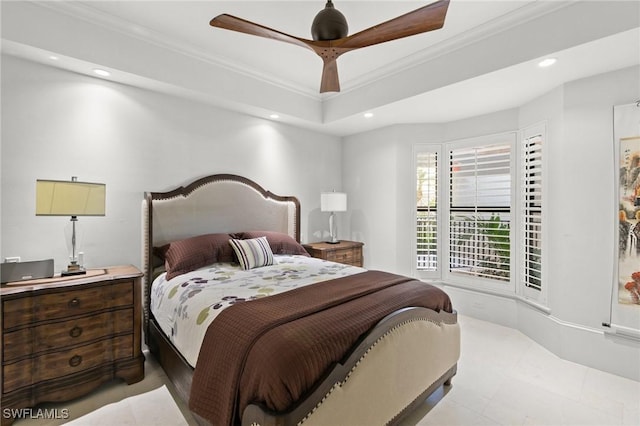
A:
[[342, 66, 640, 381], [0, 55, 342, 272], [550, 67, 635, 329], [2, 53, 638, 381]]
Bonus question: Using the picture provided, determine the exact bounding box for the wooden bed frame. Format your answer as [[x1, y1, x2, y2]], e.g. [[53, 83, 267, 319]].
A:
[[142, 174, 460, 425]]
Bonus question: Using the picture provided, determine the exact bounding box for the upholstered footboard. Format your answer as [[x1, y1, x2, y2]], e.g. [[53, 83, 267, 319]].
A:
[[242, 307, 460, 426]]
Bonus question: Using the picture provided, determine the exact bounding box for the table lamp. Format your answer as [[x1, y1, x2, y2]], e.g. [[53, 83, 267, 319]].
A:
[[36, 177, 106, 276], [321, 191, 347, 244]]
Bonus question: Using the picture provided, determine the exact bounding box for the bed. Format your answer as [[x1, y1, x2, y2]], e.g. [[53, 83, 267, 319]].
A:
[[142, 173, 460, 426]]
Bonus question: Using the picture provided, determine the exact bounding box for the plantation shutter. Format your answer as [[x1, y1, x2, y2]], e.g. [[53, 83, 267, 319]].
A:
[[449, 143, 511, 281], [522, 134, 543, 291], [416, 150, 438, 271]]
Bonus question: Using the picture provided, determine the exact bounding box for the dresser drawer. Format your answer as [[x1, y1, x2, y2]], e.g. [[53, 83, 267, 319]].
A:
[[303, 241, 364, 267], [3, 309, 134, 362], [2, 281, 133, 329], [3, 334, 133, 393], [325, 248, 357, 264]]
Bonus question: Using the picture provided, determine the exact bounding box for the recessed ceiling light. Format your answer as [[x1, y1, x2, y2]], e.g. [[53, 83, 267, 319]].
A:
[[93, 68, 111, 77], [364, 112, 374, 118], [538, 58, 557, 68], [269, 114, 280, 119], [49, 55, 59, 61]]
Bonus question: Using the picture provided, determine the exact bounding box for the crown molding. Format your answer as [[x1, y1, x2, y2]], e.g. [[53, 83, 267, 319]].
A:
[[31, 0, 319, 99], [338, 0, 575, 95]]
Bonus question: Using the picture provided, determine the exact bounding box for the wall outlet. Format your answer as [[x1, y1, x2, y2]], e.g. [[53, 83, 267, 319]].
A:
[[4, 256, 21, 263]]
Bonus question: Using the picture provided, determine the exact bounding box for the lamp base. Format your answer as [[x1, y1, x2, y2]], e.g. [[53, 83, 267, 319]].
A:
[[61, 269, 87, 276], [62, 263, 86, 276], [326, 240, 340, 244]]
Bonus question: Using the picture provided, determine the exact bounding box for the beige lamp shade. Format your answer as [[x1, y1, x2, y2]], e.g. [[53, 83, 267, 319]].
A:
[[36, 179, 106, 216], [321, 192, 347, 212]]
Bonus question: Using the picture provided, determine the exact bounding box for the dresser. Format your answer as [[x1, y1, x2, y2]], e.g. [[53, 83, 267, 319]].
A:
[[303, 240, 364, 267], [1, 265, 144, 425]]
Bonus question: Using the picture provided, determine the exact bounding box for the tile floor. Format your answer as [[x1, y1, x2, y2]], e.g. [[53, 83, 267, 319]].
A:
[[12, 315, 640, 426], [399, 316, 640, 426]]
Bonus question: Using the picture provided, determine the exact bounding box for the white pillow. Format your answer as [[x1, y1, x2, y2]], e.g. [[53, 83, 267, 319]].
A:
[[229, 236, 274, 270]]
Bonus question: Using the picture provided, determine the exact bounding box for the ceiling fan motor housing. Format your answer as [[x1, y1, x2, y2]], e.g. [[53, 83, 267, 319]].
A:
[[311, 0, 348, 41]]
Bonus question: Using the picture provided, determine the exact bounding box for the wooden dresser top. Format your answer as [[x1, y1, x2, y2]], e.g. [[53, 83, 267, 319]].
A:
[[1, 265, 142, 296]]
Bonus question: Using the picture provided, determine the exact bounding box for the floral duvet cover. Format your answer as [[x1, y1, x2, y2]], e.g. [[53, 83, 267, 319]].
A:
[[150, 255, 364, 366]]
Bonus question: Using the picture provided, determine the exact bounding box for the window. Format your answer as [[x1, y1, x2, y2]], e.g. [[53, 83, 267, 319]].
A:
[[416, 150, 438, 272], [520, 125, 545, 302], [414, 128, 545, 303], [448, 143, 512, 282]]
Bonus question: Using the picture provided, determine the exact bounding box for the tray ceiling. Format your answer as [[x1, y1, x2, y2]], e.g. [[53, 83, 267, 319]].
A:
[[2, 1, 639, 135]]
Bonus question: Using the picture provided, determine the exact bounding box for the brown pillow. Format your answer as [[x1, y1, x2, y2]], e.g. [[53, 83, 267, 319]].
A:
[[233, 231, 309, 257], [157, 233, 236, 280]]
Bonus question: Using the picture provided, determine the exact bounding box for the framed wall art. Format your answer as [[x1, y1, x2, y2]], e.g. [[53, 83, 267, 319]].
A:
[[610, 102, 640, 337]]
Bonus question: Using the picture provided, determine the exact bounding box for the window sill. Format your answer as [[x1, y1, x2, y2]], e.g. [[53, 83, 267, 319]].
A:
[[435, 280, 551, 315]]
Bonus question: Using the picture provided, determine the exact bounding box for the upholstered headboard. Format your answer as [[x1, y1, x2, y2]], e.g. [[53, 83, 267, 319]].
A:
[[141, 174, 301, 335]]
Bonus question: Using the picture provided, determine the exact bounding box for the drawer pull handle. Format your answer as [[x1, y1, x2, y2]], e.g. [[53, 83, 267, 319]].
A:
[[68, 298, 81, 308], [69, 355, 82, 367], [69, 326, 83, 338]]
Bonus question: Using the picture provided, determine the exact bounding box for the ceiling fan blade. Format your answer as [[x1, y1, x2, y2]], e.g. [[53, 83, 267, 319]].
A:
[[338, 0, 450, 49], [210, 14, 312, 51], [211, 14, 345, 92], [320, 59, 340, 93]]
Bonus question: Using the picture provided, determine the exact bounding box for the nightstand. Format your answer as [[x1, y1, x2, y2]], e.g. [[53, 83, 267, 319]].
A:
[[1, 265, 145, 425], [303, 240, 364, 267]]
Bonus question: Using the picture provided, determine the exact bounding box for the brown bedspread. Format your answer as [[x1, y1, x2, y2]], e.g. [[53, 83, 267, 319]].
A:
[[189, 270, 453, 425]]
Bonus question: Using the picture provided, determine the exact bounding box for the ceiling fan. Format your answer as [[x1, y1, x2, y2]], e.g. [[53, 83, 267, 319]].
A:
[[210, 0, 450, 93]]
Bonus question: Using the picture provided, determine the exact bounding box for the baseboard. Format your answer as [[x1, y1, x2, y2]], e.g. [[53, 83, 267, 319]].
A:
[[443, 285, 640, 382]]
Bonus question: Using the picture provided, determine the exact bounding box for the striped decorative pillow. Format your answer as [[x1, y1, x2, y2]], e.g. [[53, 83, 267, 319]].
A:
[[229, 236, 274, 270]]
